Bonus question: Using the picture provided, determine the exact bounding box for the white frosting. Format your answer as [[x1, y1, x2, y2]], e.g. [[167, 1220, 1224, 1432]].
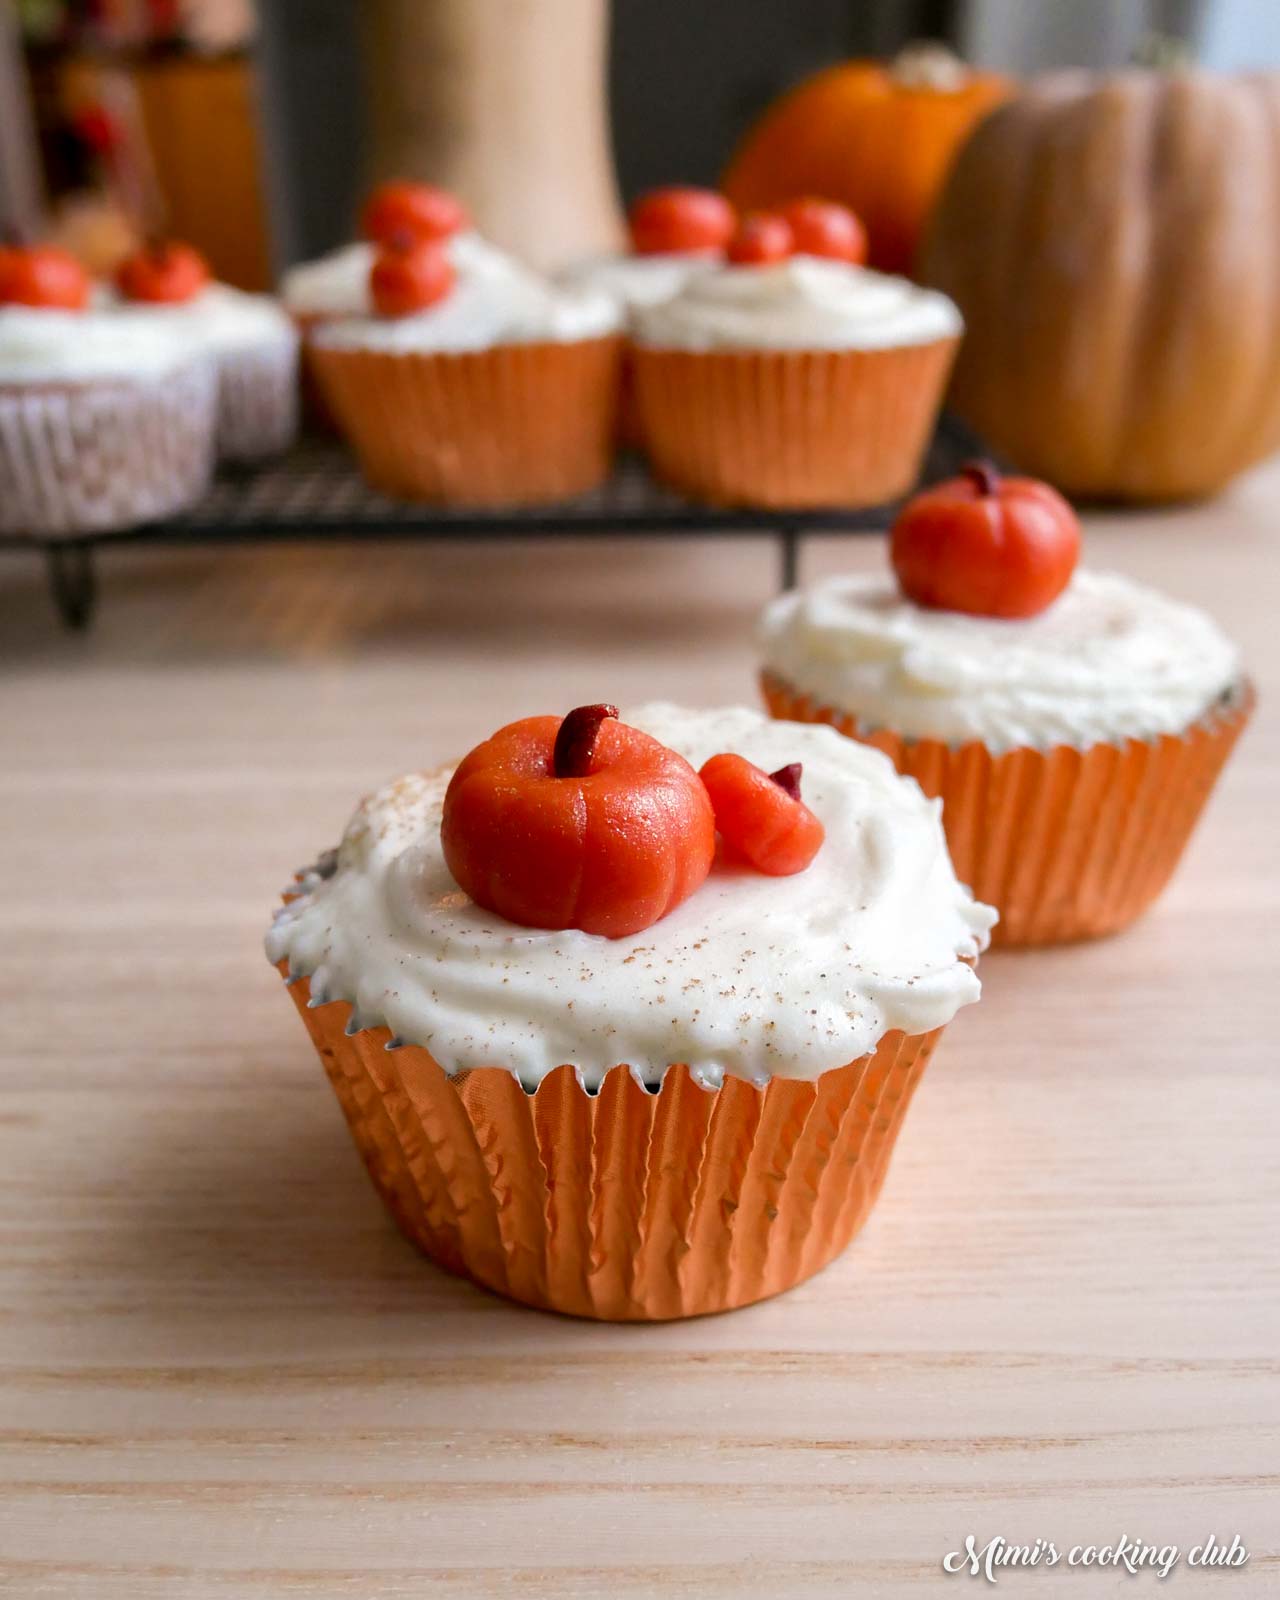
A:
[[119, 283, 295, 355], [312, 268, 620, 353], [761, 570, 1244, 753], [266, 704, 993, 1090], [280, 232, 543, 321], [557, 251, 718, 315], [0, 304, 198, 382], [280, 242, 372, 320], [634, 258, 962, 351]]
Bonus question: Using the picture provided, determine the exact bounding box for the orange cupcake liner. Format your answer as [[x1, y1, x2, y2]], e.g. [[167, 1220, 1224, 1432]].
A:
[[617, 344, 645, 449], [762, 671, 1254, 947], [308, 336, 622, 505], [281, 966, 947, 1321], [632, 337, 957, 509], [291, 311, 341, 434]]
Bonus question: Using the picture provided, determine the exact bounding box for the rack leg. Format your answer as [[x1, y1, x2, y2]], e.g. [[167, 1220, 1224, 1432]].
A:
[[778, 526, 800, 593], [46, 541, 98, 631]]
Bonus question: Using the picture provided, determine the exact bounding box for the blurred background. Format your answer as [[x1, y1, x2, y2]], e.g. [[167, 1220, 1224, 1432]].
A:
[[4, 0, 1279, 285]]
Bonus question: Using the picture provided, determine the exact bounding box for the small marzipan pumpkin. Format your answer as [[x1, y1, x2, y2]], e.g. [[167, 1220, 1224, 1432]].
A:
[[922, 69, 1280, 502], [722, 44, 1010, 276], [441, 705, 715, 939], [891, 461, 1080, 619]]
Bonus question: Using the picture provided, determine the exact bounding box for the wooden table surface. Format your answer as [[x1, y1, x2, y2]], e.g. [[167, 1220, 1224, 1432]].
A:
[[2, 467, 1277, 1599]]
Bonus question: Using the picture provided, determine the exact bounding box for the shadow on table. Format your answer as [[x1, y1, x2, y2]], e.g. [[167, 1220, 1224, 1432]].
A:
[[64, 1062, 689, 1370]]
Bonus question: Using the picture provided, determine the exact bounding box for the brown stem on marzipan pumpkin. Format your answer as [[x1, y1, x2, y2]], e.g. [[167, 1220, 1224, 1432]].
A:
[[961, 459, 1002, 497], [769, 763, 803, 801], [554, 704, 619, 779]]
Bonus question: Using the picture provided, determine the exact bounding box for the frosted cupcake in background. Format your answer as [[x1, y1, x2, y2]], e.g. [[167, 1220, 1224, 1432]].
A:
[[632, 198, 958, 509], [0, 242, 216, 538], [281, 178, 545, 430], [308, 186, 622, 505], [558, 187, 736, 445], [760, 463, 1252, 944], [114, 239, 299, 463], [267, 701, 994, 1319]]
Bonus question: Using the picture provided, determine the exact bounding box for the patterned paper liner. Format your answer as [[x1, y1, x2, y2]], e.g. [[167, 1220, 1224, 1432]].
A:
[[631, 337, 957, 509], [0, 360, 217, 539], [762, 670, 1254, 947], [215, 328, 300, 462], [280, 966, 948, 1321], [308, 336, 623, 506]]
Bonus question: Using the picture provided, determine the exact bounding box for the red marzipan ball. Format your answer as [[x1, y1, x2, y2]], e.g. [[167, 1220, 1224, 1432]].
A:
[[115, 240, 211, 304], [779, 197, 868, 264], [361, 181, 469, 246], [726, 212, 794, 266], [628, 187, 736, 255], [0, 245, 91, 310], [369, 237, 455, 318]]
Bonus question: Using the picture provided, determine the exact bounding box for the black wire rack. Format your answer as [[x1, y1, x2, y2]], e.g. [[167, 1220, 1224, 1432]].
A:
[[3, 415, 987, 630]]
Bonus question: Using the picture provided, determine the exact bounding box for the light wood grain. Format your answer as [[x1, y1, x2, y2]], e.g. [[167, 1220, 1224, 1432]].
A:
[[1, 466, 1278, 1598]]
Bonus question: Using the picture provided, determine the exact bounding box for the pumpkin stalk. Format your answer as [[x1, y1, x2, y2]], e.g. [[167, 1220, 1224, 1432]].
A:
[[891, 41, 969, 91], [961, 459, 1002, 498], [769, 762, 803, 800], [1130, 33, 1194, 71], [553, 703, 618, 778]]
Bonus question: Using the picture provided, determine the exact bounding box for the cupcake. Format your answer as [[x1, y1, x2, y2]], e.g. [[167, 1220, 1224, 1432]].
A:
[[113, 240, 299, 463], [308, 209, 623, 505], [281, 180, 545, 429], [266, 702, 994, 1320], [0, 244, 216, 538], [559, 187, 735, 445], [760, 464, 1252, 945], [632, 201, 958, 508]]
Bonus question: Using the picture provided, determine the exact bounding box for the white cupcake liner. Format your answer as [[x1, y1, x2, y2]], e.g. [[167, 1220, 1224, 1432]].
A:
[[214, 328, 300, 463], [0, 359, 217, 540]]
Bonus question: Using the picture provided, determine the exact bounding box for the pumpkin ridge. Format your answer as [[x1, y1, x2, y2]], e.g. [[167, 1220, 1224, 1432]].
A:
[[1105, 72, 1164, 494], [1231, 76, 1280, 477]]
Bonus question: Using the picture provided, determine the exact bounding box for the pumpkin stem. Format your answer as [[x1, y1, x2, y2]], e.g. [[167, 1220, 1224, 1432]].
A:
[[769, 762, 803, 801], [891, 41, 969, 92], [961, 459, 1002, 498], [554, 703, 619, 779], [1130, 32, 1194, 71]]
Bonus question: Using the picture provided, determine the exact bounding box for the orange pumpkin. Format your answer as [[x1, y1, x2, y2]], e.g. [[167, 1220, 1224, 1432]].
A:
[[922, 70, 1280, 501], [722, 44, 1010, 277]]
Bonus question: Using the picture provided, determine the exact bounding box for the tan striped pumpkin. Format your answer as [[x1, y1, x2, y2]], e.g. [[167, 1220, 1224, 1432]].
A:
[[922, 70, 1280, 501]]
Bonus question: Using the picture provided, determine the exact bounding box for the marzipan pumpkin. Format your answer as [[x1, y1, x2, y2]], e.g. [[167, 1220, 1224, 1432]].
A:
[[922, 70, 1280, 502], [722, 44, 1010, 276]]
